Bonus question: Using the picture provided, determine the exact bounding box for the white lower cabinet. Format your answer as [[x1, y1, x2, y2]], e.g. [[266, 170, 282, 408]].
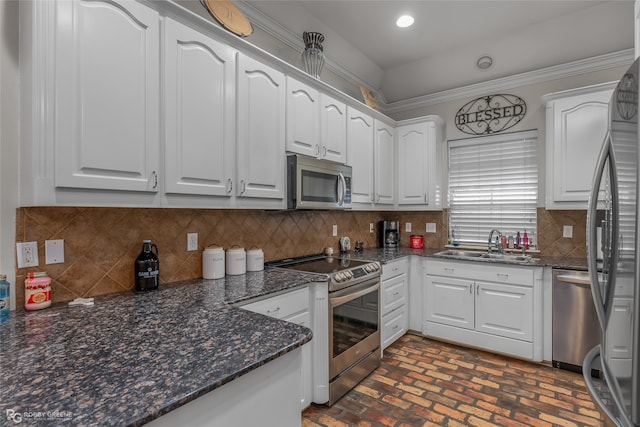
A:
[[240, 286, 313, 409], [381, 258, 408, 349], [423, 259, 543, 361]]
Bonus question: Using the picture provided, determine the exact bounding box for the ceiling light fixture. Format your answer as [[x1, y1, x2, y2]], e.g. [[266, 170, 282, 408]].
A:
[[396, 15, 414, 28], [476, 55, 493, 70]]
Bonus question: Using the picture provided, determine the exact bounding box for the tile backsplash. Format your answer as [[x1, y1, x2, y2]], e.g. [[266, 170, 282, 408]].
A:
[[14, 206, 585, 306]]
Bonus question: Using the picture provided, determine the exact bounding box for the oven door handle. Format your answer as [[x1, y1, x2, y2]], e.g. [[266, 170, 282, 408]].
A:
[[330, 281, 379, 306]]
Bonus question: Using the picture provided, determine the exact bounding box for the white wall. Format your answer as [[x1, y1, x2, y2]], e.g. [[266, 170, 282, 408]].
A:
[[1, 0, 20, 308]]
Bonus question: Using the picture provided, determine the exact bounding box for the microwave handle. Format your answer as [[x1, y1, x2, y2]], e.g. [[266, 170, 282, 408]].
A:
[[337, 173, 346, 206]]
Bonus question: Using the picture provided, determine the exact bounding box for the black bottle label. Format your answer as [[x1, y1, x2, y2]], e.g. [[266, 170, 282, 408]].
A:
[[135, 259, 159, 291]]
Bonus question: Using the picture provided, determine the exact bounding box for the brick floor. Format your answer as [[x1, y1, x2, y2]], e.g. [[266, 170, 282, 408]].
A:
[[302, 333, 603, 427]]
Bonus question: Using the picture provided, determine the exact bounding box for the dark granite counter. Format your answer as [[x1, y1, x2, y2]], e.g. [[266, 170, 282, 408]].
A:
[[347, 247, 588, 270], [0, 269, 319, 426]]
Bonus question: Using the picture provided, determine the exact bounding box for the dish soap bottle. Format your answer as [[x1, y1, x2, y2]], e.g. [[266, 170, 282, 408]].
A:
[[135, 240, 159, 291]]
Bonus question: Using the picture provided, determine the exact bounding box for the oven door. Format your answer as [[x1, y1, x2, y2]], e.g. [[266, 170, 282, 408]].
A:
[[329, 277, 380, 380]]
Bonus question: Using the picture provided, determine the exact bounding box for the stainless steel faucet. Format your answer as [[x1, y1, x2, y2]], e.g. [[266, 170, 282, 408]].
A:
[[488, 229, 503, 253]]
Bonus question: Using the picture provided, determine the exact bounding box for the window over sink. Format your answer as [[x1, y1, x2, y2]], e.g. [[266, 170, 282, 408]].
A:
[[448, 130, 538, 247]]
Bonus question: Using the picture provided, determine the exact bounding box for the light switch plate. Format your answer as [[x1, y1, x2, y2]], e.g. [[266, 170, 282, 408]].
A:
[[45, 239, 65, 264], [332, 225, 338, 236], [187, 233, 198, 251], [405, 223, 412, 232], [563, 225, 573, 238], [369, 223, 374, 233], [426, 223, 436, 233]]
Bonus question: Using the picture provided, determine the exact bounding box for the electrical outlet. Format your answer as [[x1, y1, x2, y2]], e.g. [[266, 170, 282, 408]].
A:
[[405, 222, 412, 232], [369, 223, 374, 233], [45, 239, 65, 264], [563, 225, 573, 238], [332, 225, 338, 236], [187, 233, 198, 251], [426, 223, 436, 233], [17, 242, 39, 268]]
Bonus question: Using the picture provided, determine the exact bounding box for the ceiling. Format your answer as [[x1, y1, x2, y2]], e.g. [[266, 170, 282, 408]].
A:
[[241, 0, 634, 104]]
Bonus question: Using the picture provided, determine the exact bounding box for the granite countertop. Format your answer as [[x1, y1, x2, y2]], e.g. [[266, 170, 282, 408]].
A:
[[0, 269, 319, 426]]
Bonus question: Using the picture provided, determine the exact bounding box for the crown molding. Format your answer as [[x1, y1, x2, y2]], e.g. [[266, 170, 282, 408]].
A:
[[236, 1, 633, 115], [383, 49, 634, 114], [236, 1, 387, 102]]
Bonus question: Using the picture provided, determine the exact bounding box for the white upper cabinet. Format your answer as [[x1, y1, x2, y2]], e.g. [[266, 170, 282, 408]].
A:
[[163, 18, 236, 197], [374, 120, 395, 206], [55, 0, 160, 193], [286, 78, 346, 163], [346, 107, 375, 206], [543, 83, 615, 209], [237, 54, 286, 202], [396, 117, 443, 210], [286, 78, 320, 158], [319, 94, 347, 163]]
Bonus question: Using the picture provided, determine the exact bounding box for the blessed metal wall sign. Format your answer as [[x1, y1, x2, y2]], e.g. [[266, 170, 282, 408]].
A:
[[455, 94, 527, 135]]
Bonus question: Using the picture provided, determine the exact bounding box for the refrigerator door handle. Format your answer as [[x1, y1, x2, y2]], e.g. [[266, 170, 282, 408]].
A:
[[587, 131, 619, 331], [583, 345, 631, 427]]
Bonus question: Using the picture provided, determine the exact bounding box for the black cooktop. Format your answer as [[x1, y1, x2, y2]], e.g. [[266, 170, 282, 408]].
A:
[[267, 254, 372, 274]]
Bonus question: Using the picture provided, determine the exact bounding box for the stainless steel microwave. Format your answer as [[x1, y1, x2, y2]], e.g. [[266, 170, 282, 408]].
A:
[[287, 154, 352, 210]]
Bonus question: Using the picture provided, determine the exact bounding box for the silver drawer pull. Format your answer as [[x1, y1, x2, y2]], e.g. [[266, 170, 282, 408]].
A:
[[444, 267, 454, 273], [266, 307, 280, 314], [393, 292, 400, 296], [392, 325, 400, 330], [496, 273, 509, 280]]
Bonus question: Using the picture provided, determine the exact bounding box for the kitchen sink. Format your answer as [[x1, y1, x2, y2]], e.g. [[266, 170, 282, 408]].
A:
[[434, 250, 484, 258], [434, 249, 537, 264]]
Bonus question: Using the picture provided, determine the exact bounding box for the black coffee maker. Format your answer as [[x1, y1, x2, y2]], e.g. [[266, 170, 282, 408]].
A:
[[378, 221, 400, 248]]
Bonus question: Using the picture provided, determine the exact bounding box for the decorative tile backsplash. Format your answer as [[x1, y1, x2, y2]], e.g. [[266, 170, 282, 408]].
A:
[[14, 206, 585, 306]]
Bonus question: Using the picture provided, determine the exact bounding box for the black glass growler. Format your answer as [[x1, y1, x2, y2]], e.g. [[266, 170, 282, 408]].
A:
[[135, 240, 159, 291]]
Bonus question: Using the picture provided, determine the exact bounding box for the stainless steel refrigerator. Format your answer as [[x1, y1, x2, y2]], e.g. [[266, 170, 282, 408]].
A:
[[585, 57, 640, 427]]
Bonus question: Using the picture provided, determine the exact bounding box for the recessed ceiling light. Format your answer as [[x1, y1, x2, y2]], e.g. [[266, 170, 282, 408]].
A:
[[396, 15, 414, 28], [476, 55, 493, 70]]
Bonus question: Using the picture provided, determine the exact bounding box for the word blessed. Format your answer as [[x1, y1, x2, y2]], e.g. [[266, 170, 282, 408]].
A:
[[455, 94, 527, 135]]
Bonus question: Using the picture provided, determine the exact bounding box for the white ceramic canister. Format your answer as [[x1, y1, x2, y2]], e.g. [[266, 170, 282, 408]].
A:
[[246, 247, 264, 272], [203, 245, 225, 279], [226, 245, 246, 275]]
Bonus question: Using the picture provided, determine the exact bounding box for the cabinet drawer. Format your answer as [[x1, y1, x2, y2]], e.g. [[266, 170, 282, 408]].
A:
[[381, 258, 408, 281], [382, 275, 407, 316], [426, 258, 534, 286], [241, 287, 309, 319], [382, 307, 407, 349], [284, 310, 311, 328]]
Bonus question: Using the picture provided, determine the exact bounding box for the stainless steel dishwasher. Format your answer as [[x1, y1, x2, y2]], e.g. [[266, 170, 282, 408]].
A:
[[552, 269, 602, 373]]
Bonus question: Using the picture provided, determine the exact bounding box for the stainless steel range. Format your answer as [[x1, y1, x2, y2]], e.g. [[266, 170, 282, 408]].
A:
[[268, 254, 382, 405]]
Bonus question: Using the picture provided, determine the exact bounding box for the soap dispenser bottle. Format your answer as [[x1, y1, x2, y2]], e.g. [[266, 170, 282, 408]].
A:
[[135, 240, 159, 291]]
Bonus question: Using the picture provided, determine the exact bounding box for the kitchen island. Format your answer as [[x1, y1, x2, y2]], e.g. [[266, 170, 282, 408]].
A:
[[0, 269, 318, 426]]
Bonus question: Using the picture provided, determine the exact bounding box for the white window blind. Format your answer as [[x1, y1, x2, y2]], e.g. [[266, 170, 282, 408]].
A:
[[448, 130, 538, 246]]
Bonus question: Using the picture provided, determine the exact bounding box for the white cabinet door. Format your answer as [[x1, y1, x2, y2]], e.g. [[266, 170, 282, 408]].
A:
[[286, 77, 319, 158], [347, 107, 374, 205], [424, 275, 474, 330], [164, 18, 235, 197], [374, 120, 395, 206], [55, 0, 160, 192], [320, 94, 347, 163], [237, 54, 286, 200], [397, 122, 428, 206], [545, 86, 613, 209], [475, 281, 533, 342]]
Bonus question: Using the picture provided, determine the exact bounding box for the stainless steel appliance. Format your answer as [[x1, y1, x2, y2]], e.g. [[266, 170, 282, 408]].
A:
[[552, 269, 602, 372], [268, 254, 382, 405], [585, 58, 639, 426], [379, 220, 400, 248], [286, 154, 352, 210]]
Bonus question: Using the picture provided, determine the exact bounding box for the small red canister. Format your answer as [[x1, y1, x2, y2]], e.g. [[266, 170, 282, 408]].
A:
[[410, 235, 424, 249], [25, 272, 51, 310]]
